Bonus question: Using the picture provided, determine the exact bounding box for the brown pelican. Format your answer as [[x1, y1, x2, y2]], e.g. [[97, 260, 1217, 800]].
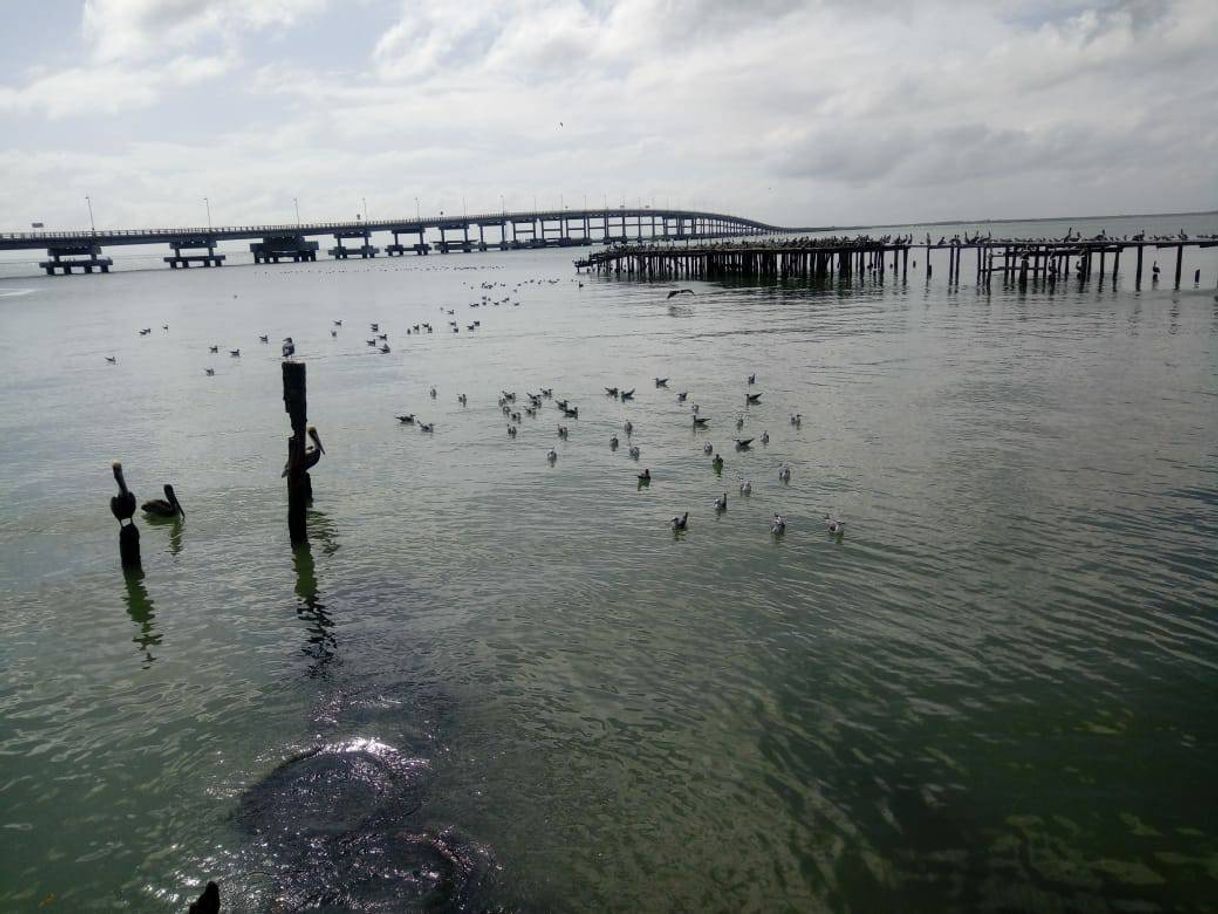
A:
[[110, 461, 136, 525], [281, 426, 324, 477], [282, 338, 295, 359], [142, 484, 185, 519]]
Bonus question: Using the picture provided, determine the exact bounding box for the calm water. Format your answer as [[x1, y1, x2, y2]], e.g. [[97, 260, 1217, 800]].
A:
[[1, 215, 1216, 913]]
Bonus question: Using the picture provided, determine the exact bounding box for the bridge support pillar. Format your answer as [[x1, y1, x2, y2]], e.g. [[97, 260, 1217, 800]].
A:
[[39, 244, 112, 276]]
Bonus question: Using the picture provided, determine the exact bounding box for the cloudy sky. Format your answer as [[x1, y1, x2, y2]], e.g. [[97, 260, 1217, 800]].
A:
[[0, 0, 1214, 231]]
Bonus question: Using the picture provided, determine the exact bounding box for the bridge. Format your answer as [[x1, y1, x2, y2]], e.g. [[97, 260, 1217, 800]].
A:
[[0, 208, 805, 275]]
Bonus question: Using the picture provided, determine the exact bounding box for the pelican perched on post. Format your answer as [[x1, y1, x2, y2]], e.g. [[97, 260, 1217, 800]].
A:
[[110, 461, 136, 526], [142, 484, 185, 519], [281, 426, 325, 477], [282, 337, 295, 359]]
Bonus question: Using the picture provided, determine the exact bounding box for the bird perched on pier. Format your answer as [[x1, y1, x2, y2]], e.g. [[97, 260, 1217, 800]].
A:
[[666, 289, 694, 299], [141, 484, 185, 519], [282, 337, 295, 359], [671, 512, 689, 531], [110, 462, 137, 526]]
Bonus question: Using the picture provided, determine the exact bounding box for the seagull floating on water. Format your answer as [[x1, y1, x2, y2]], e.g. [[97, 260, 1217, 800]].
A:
[[760, 431, 770, 444], [609, 435, 619, 449], [546, 448, 558, 462], [671, 511, 689, 531], [825, 515, 844, 535], [703, 442, 714, 455], [628, 445, 641, 459], [677, 391, 688, 402], [105, 356, 116, 364], [637, 468, 651, 483], [779, 464, 792, 483], [739, 479, 752, 495], [655, 377, 668, 387], [713, 492, 728, 512], [396, 414, 415, 424], [771, 514, 786, 535]]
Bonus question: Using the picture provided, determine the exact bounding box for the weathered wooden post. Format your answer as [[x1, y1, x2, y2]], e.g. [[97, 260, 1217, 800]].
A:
[[110, 461, 141, 572], [283, 361, 309, 545], [1135, 245, 1143, 286], [1175, 245, 1184, 288]]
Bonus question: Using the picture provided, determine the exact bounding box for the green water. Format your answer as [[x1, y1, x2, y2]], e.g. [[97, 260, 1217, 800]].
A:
[[1, 217, 1216, 912]]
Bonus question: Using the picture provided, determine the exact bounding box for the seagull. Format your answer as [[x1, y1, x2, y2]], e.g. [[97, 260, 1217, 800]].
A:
[[379, 343, 391, 353], [395, 414, 415, 424], [624, 420, 633, 435], [712, 453, 724, 472], [779, 464, 792, 483], [666, 289, 694, 299], [419, 422, 435, 433], [693, 416, 709, 427], [677, 392, 688, 402], [746, 392, 761, 404], [260, 334, 269, 343], [282, 338, 295, 359], [637, 468, 651, 483], [747, 373, 756, 385], [628, 445, 640, 459], [825, 514, 845, 535], [760, 431, 769, 444], [671, 511, 689, 531], [620, 388, 635, 401], [105, 356, 116, 364], [141, 484, 185, 519], [430, 387, 437, 398], [330, 329, 338, 338], [655, 377, 668, 387], [370, 322, 379, 332], [735, 417, 745, 430], [790, 414, 802, 427], [229, 349, 241, 357], [713, 492, 728, 512], [703, 442, 713, 454], [507, 425, 517, 437], [735, 438, 754, 450], [605, 386, 619, 397], [333, 319, 343, 326], [770, 514, 786, 535], [609, 435, 619, 449], [209, 345, 219, 353], [546, 448, 558, 462], [558, 425, 569, 438], [458, 394, 468, 406], [739, 479, 752, 495], [204, 368, 214, 376]]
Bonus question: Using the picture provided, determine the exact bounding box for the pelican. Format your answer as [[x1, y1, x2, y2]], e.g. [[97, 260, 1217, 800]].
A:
[[712, 453, 724, 472], [655, 377, 668, 387], [546, 448, 558, 462], [666, 289, 694, 299], [735, 438, 754, 450], [507, 425, 517, 437], [281, 426, 325, 476], [671, 511, 689, 531], [229, 349, 241, 357], [142, 484, 185, 519], [746, 392, 761, 404], [713, 492, 728, 512], [747, 373, 756, 385], [825, 514, 845, 535], [628, 445, 641, 459], [761, 431, 770, 444], [779, 464, 791, 483], [703, 442, 713, 454], [110, 461, 137, 525], [419, 422, 435, 433], [638, 468, 651, 483], [677, 391, 688, 402], [105, 356, 116, 364], [693, 416, 709, 427], [740, 479, 752, 495], [771, 514, 786, 535], [282, 338, 296, 359], [396, 414, 415, 424], [610, 435, 619, 449]]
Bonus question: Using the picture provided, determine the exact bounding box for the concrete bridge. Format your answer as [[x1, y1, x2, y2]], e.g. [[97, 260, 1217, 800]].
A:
[[0, 208, 804, 275]]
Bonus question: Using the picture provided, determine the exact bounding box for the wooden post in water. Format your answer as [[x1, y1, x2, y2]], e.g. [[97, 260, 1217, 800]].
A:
[[110, 461, 141, 572], [1135, 245, 1143, 287], [282, 361, 309, 545], [1174, 245, 1183, 289]]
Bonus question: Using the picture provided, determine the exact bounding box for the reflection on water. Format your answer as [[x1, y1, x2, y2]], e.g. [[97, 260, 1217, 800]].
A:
[[168, 517, 184, 556], [122, 568, 160, 665], [293, 539, 336, 677]]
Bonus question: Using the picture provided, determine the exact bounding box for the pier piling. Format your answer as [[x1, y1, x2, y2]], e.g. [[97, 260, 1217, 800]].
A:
[[282, 362, 310, 545]]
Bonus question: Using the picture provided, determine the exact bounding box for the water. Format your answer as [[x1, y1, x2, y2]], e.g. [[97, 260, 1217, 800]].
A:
[[1, 214, 1216, 912]]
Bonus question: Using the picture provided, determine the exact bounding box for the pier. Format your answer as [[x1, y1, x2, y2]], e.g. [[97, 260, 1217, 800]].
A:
[[579, 233, 1218, 290], [1, 207, 803, 275]]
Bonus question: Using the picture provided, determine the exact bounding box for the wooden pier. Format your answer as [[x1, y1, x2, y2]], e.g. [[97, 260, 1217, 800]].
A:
[[579, 234, 1218, 290]]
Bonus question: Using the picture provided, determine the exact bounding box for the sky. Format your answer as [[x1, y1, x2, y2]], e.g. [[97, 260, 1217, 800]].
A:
[[0, 0, 1215, 232]]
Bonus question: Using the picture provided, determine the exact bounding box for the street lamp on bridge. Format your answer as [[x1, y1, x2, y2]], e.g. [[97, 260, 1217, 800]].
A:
[[362, 196, 368, 222], [85, 195, 95, 234], [293, 196, 300, 226], [414, 196, 420, 222], [204, 196, 211, 231]]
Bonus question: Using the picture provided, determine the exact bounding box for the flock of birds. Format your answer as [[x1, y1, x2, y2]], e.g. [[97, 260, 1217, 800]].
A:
[[102, 269, 846, 541]]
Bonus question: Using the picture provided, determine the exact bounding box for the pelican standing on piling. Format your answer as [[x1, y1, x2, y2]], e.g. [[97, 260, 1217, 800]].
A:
[[110, 462, 136, 525]]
